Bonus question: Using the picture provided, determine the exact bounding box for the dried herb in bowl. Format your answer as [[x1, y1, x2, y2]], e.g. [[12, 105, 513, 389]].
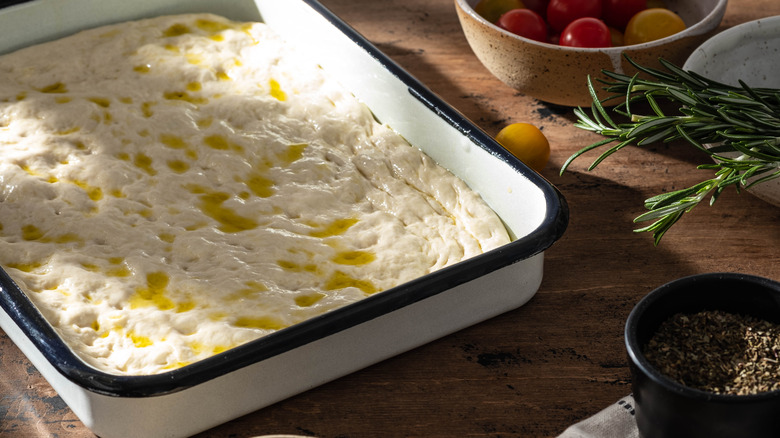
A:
[[644, 310, 780, 396]]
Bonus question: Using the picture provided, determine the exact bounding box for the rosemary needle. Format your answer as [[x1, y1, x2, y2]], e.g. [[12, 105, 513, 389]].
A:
[[560, 57, 780, 245]]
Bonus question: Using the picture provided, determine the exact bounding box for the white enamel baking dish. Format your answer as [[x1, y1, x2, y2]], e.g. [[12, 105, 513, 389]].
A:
[[0, 0, 568, 436]]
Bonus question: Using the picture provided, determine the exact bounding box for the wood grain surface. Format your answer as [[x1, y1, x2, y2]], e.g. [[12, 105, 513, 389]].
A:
[[1, 0, 779, 437]]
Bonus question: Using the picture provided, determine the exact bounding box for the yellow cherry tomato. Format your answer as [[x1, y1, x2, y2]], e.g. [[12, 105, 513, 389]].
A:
[[624, 8, 686, 45], [609, 26, 624, 47], [474, 0, 525, 24], [494, 123, 550, 172]]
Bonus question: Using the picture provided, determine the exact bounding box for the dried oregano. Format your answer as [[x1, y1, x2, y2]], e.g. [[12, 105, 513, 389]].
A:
[[643, 310, 780, 395]]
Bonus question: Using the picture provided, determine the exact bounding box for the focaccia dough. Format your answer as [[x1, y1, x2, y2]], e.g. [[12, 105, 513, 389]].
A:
[[0, 13, 510, 375]]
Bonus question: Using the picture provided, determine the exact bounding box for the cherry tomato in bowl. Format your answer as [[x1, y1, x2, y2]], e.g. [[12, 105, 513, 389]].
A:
[[546, 0, 602, 32], [522, 0, 549, 18], [609, 26, 624, 46], [559, 17, 612, 48], [473, 0, 526, 24], [602, 0, 646, 30], [624, 8, 686, 45], [497, 8, 548, 42]]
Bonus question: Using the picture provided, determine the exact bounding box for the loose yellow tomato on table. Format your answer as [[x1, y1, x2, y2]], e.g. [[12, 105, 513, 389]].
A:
[[494, 123, 550, 172], [623, 8, 686, 45]]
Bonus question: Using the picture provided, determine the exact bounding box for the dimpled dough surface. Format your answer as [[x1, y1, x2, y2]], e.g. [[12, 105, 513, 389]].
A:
[[0, 13, 510, 375]]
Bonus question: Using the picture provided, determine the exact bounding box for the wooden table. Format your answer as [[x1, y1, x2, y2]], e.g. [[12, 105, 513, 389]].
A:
[[1, 0, 779, 436]]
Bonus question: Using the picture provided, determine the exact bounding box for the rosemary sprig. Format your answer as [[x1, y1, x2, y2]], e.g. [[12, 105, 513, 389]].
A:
[[560, 57, 780, 245]]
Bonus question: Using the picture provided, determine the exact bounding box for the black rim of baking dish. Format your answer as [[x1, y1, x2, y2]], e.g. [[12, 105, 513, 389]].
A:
[[0, 0, 569, 398], [625, 272, 780, 403]]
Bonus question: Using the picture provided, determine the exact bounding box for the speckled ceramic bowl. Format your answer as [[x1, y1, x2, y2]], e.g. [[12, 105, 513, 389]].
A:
[[454, 0, 728, 107], [683, 16, 780, 208]]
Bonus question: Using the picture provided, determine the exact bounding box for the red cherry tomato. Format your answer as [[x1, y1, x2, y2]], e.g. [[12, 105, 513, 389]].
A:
[[522, 0, 550, 18], [546, 0, 602, 32], [602, 0, 647, 30], [497, 9, 548, 42], [559, 17, 612, 48]]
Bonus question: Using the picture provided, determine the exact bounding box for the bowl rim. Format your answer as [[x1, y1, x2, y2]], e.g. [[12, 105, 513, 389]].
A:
[[625, 272, 780, 403], [455, 0, 729, 52]]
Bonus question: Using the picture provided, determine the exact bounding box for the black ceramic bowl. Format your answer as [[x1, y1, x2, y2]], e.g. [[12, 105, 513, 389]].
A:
[[625, 272, 780, 438]]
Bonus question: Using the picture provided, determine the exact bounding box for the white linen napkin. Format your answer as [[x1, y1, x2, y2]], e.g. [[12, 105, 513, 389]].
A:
[[557, 395, 639, 438]]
